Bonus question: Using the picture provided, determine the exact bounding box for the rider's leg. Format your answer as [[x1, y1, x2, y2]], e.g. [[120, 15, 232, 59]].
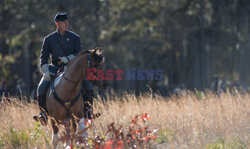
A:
[[37, 64, 59, 113], [81, 79, 94, 119], [37, 77, 50, 114]]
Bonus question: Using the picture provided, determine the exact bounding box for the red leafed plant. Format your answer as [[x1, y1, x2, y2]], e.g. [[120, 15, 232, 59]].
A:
[[95, 113, 157, 149], [59, 113, 157, 149]]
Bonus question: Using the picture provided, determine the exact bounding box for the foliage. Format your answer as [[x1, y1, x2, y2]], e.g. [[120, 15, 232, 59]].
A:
[[0, 122, 48, 148], [0, 135, 4, 148], [1, 128, 25, 148], [206, 138, 246, 149], [156, 128, 174, 144], [1, 0, 250, 94], [0, 92, 249, 148], [57, 113, 158, 148], [30, 122, 48, 146]]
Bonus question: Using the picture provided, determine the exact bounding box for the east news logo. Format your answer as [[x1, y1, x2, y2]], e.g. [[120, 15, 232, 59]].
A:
[[86, 68, 163, 80]]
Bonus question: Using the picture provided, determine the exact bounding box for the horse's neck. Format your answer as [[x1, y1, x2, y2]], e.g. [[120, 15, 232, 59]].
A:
[[65, 54, 87, 83], [55, 54, 87, 100]]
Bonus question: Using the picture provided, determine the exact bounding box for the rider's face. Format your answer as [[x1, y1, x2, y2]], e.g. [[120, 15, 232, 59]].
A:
[[56, 19, 69, 32]]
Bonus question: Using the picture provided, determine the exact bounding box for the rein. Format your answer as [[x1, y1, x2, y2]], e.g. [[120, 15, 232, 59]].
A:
[[63, 74, 78, 83], [52, 52, 94, 117], [62, 52, 93, 84]]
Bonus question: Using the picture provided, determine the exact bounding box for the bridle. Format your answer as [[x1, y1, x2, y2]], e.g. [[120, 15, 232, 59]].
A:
[[51, 51, 101, 118], [62, 52, 94, 84]]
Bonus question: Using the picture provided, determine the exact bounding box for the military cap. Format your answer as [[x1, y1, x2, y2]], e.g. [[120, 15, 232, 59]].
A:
[[54, 12, 68, 22]]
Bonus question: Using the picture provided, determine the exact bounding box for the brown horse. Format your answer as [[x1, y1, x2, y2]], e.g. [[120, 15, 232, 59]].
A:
[[46, 48, 104, 148]]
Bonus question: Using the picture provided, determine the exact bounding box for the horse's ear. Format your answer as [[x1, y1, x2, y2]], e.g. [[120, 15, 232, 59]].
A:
[[97, 49, 102, 55], [95, 47, 102, 55], [96, 47, 102, 51], [88, 49, 95, 53]]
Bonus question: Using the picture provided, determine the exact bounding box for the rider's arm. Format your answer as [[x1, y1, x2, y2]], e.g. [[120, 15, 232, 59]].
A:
[[40, 37, 52, 81], [40, 37, 51, 67], [64, 35, 82, 61]]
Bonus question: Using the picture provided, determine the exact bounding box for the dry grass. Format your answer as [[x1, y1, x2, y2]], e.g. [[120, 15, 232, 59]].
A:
[[0, 90, 249, 148]]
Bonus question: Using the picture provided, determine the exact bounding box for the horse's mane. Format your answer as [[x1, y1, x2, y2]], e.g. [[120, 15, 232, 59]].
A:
[[78, 48, 104, 64], [78, 50, 90, 55]]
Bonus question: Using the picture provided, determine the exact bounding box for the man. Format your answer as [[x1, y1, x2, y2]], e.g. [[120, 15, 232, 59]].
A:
[[36, 12, 94, 124], [0, 80, 9, 99]]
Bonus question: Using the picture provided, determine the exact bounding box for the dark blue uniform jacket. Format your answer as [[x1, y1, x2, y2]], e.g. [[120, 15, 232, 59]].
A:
[[40, 29, 82, 67]]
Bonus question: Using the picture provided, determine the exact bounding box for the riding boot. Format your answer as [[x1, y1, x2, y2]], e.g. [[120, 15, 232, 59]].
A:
[[82, 79, 102, 119], [82, 92, 94, 119], [37, 95, 48, 125]]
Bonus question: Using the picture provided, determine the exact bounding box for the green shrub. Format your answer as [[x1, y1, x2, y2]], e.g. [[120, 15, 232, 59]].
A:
[[30, 122, 46, 146], [156, 128, 174, 144], [0, 135, 4, 148], [206, 138, 246, 149], [5, 128, 21, 148], [0, 122, 48, 148], [20, 130, 30, 147]]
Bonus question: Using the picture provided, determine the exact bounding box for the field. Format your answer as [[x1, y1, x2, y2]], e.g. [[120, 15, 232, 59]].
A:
[[0, 90, 249, 149]]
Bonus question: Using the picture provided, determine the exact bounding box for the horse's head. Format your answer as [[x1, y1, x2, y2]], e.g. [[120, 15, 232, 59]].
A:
[[68, 47, 107, 89], [89, 47, 104, 68], [88, 47, 108, 90], [75, 47, 104, 68]]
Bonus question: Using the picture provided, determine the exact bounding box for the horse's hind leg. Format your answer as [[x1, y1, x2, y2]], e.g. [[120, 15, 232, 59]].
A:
[[51, 119, 59, 149]]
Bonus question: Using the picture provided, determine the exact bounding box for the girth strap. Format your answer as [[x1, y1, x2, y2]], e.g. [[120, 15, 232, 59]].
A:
[[52, 82, 81, 117]]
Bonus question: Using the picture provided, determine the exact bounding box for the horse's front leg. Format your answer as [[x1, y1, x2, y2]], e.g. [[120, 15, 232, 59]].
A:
[[64, 118, 72, 148], [51, 119, 59, 149]]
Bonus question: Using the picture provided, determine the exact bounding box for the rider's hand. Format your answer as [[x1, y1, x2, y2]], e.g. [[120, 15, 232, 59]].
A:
[[44, 71, 51, 81], [67, 54, 75, 60], [41, 64, 54, 81], [59, 54, 75, 64], [58, 56, 69, 64]]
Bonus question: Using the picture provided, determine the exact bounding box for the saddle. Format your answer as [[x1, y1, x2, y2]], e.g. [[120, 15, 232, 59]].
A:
[[34, 64, 101, 125]]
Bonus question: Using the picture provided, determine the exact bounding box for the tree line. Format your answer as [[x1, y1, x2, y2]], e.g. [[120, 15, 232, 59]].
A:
[[0, 0, 250, 97]]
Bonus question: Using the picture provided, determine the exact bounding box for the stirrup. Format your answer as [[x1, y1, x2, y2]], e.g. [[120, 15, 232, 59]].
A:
[[40, 111, 48, 126], [90, 113, 101, 119], [33, 112, 48, 126]]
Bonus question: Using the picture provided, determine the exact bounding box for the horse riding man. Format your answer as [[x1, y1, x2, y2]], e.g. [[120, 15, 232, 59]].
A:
[[35, 12, 95, 125]]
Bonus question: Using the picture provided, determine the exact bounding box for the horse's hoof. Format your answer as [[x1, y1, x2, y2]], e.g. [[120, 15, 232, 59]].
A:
[[33, 114, 47, 126], [39, 118, 47, 126], [38, 116, 48, 126], [33, 116, 39, 122], [33, 115, 47, 126], [93, 113, 101, 119]]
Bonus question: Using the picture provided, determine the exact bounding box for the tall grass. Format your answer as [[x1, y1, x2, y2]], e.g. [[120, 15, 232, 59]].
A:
[[0, 90, 249, 148]]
